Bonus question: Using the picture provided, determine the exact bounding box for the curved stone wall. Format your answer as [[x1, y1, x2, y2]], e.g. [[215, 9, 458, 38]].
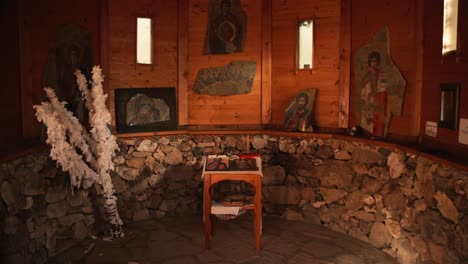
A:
[[113, 135, 467, 264], [0, 150, 97, 263], [1, 134, 467, 263]]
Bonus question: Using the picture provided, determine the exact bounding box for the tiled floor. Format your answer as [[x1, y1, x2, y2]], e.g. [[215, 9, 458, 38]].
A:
[[52, 214, 397, 264]]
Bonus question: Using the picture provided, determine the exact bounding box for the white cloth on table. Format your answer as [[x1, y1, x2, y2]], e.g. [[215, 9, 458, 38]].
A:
[[201, 155, 263, 178], [211, 202, 241, 215]]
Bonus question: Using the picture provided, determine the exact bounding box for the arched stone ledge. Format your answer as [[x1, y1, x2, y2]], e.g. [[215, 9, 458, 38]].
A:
[[116, 129, 468, 172]]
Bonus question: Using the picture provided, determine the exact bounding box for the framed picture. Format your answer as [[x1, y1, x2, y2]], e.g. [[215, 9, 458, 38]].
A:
[[205, 155, 230, 171], [283, 89, 316, 132], [438, 83, 460, 129], [115, 87, 178, 133]]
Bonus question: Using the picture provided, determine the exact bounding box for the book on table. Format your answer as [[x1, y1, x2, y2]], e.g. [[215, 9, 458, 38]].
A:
[[205, 155, 258, 171]]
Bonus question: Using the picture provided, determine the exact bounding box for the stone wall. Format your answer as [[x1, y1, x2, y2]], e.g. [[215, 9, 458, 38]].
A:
[[0, 150, 97, 263], [113, 135, 467, 264], [259, 136, 468, 264], [1, 134, 467, 263]]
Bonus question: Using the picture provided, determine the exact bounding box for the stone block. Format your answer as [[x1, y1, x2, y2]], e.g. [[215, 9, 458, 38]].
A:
[[116, 166, 141, 181], [165, 166, 193, 182], [129, 178, 149, 194], [58, 214, 85, 226], [47, 201, 69, 218], [282, 208, 304, 221], [345, 191, 364, 210], [73, 221, 88, 240], [164, 147, 183, 166], [45, 187, 67, 204], [262, 165, 286, 185], [315, 161, 353, 189], [137, 139, 158, 152], [387, 152, 406, 178], [252, 136, 268, 150], [301, 187, 317, 201], [1, 181, 25, 214], [126, 157, 146, 169], [320, 188, 347, 204], [391, 237, 418, 264], [318, 205, 346, 223], [263, 186, 300, 204], [159, 199, 178, 212], [352, 149, 384, 164], [348, 227, 369, 242], [383, 188, 406, 212], [434, 191, 459, 223], [133, 208, 151, 221], [334, 150, 351, 160], [21, 171, 46, 196], [369, 222, 392, 248]]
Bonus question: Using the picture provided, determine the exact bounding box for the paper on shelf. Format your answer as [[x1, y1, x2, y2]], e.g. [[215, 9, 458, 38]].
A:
[[211, 202, 240, 215], [459, 118, 468, 145]]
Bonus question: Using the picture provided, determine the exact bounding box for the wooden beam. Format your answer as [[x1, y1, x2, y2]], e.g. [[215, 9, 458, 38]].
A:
[[99, 0, 109, 91], [338, 0, 351, 128], [177, 0, 189, 125], [415, 0, 424, 137], [99, 0, 115, 129], [18, 0, 35, 140], [261, 0, 272, 125]]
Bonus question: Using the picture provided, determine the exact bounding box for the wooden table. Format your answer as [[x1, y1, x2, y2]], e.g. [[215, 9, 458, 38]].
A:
[[203, 157, 262, 251]]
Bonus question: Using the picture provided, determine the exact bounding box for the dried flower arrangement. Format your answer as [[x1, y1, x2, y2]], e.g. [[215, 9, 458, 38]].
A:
[[34, 66, 124, 238]]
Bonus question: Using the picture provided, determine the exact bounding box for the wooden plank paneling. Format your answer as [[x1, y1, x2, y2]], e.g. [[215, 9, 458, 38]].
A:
[[106, 0, 178, 129], [420, 0, 468, 154], [350, 0, 420, 137], [187, 0, 263, 125], [178, 0, 189, 125], [18, 0, 35, 139], [100, 0, 112, 124], [338, 0, 350, 128], [107, 0, 178, 88], [18, 0, 101, 140], [261, 0, 272, 124], [0, 0, 22, 151], [271, 0, 342, 128]]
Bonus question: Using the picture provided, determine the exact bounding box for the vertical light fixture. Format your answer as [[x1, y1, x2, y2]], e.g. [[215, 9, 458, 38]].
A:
[[137, 17, 152, 64], [297, 19, 314, 70], [442, 0, 459, 54]]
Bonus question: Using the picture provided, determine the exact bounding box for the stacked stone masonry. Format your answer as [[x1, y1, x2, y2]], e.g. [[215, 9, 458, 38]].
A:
[[1, 134, 467, 264], [0, 151, 97, 263]]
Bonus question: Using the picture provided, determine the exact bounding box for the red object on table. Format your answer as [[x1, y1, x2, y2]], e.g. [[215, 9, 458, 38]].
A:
[[238, 153, 260, 159]]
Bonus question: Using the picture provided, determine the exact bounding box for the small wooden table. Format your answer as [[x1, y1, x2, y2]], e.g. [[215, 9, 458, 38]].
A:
[[202, 156, 262, 251]]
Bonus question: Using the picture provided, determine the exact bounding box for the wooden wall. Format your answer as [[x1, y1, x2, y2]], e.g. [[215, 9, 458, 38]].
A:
[[104, 0, 178, 127], [105, 0, 264, 127], [0, 0, 22, 152], [106, 0, 347, 128], [420, 0, 468, 154], [271, 0, 344, 128], [350, 0, 422, 139], [185, 0, 264, 125], [11, 0, 468, 158], [15, 0, 101, 141]]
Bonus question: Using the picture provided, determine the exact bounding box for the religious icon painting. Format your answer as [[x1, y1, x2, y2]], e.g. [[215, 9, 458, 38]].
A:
[[204, 0, 247, 54], [283, 89, 317, 132], [205, 155, 230, 171], [115, 88, 178, 133], [353, 26, 406, 138]]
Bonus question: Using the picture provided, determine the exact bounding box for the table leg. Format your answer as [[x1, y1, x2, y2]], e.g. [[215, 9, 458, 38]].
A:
[[204, 175, 212, 249], [254, 176, 262, 251]]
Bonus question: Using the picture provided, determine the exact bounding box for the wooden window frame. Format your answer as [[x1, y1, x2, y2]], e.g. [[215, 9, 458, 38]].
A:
[[136, 16, 154, 66], [295, 17, 315, 74]]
